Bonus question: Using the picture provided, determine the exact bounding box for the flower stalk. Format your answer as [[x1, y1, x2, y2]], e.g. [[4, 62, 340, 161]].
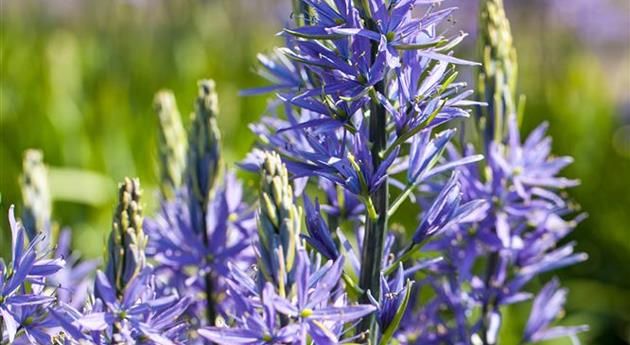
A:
[[105, 177, 146, 297], [257, 151, 300, 296], [187, 79, 223, 326], [477, 0, 518, 145], [477, 1, 518, 342], [154, 90, 187, 200], [357, 5, 389, 339]]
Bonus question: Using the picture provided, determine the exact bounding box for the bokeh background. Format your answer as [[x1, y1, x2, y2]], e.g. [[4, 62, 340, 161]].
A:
[[1, 0, 629, 344]]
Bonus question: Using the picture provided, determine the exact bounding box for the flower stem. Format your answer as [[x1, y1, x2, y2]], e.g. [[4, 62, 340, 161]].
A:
[[292, 0, 308, 26], [358, 80, 388, 341], [480, 252, 499, 345], [201, 210, 217, 327], [357, 7, 389, 338]]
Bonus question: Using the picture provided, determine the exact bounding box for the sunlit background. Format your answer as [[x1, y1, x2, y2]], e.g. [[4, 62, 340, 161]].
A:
[[1, 0, 629, 344]]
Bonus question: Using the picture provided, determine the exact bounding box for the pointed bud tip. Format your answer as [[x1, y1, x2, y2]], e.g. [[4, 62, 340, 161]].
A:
[[153, 90, 178, 117], [196, 79, 219, 116]]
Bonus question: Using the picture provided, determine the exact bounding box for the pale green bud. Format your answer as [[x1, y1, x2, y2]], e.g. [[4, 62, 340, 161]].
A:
[[154, 90, 187, 200], [20, 149, 51, 241], [105, 177, 147, 296]]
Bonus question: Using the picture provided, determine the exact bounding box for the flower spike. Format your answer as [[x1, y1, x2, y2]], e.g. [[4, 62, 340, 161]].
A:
[[477, 0, 519, 144], [188, 79, 223, 210], [104, 177, 147, 296], [257, 151, 301, 294], [154, 90, 187, 200], [20, 149, 52, 242]]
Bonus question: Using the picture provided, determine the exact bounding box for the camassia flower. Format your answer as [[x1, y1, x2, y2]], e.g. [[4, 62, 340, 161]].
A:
[[58, 269, 190, 345], [1, 206, 65, 344], [394, 0, 588, 343], [52, 179, 190, 345], [367, 263, 413, 343], [523, 278, 589, 344], [200, 248, 375, 345], [49, 229, 99, 310], [145, 173, 255, 322], [317, 178, 365, 223], [0, 1, 589, 344], [302, 195, 339, 261], [269, 249, 376, 340], [243, 0, 486, 342], [198, 283, 300, 345], [412, 172, 489, 244]]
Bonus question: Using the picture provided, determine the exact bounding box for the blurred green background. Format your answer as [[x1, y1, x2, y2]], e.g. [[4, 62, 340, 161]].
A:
[[1, 0, 629, 344]]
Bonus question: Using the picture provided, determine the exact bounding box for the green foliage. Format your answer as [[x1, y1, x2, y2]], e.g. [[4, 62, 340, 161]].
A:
[[0, 0, 275, 257]]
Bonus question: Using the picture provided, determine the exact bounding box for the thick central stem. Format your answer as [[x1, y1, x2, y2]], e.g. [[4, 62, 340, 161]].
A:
[[292, 0, 309, 26], [480, 251, 499, 345], [1, 315, 5, 343], [358, 10, 389, 339], [358, 80, 388, 334], [200, 202, 216, 327], [360, 82, 388, 290]]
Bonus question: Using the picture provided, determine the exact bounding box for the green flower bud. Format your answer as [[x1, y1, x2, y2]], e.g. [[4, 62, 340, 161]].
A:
[[105, 177, 147, 296], [20, 149, 51, 241], [478, 0, 519, 142], [154, 90, 187, 200], [257, 151, 300, 294], [187, 79, 222, 209]]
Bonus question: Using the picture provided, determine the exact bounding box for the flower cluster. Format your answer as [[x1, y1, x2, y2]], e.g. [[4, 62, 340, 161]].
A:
[[1, 0, 588, 344], [200, 153, 376, 344], [49, 178, 190, 345], [145, 80, 256, 334], [1, 206, 65, 344], [393, 0, 588, 344]]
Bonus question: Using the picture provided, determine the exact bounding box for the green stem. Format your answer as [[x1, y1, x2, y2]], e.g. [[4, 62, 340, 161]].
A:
[[357, 10, 389, 340], [358, 100, 388, 343], [480, 252, 499, 345], [364, 196, 379, 221], [388, 182, 418, 218], [343, 272, 364, 296], [382, 243, 416, 276], [200, 203, 216, 327], [292, 0, 308, 26]]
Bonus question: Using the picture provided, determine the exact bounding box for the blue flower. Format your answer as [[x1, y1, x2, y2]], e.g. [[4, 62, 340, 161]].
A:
[[50, 229, 99, 310], [318, 178, 365, 222], [523, 278, 588, 343], [1, 206, 65, 344], [270, 249, 376, 344], [302, 195, 339, 260], [54, 269, 190, 345], [198, 283, 300, 345], [367, 263, 411, 334], [145, 173, 255, 321], [413, 172, 489, 244]]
